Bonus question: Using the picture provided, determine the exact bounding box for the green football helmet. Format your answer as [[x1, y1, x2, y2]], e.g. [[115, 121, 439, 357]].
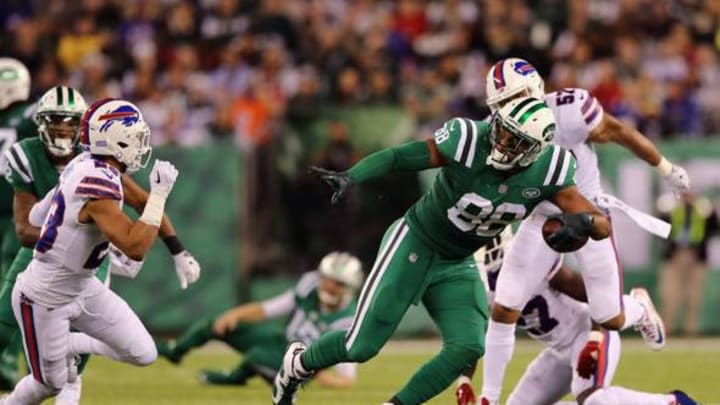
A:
[[0, 58, 31, 110]]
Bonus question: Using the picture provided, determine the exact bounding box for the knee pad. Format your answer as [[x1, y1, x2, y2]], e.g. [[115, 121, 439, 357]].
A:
[[581, 388, 618, 405], [42, 364, 69, 391], [444, 343, 484, 368], [129, 339, 157, 366]]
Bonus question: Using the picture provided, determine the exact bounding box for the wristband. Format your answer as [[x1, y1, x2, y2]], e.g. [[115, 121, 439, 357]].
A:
[[139, 193, 166, 227], [655, 156, 673, 176], [163, 235, 185, 255]]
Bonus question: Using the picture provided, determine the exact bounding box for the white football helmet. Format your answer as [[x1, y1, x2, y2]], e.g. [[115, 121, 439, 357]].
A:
[[80, 98, 152, 173], [488, 96, 556, 170], [486, 58, 545, 112], [0, 58, 31, 110], [318, 251, 363, 306], [35, 86, 88, 157]]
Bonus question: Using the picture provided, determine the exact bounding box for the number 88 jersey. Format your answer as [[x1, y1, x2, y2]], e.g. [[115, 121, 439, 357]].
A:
[[18, 153, 123, 307], [405, 117, 577, 260]]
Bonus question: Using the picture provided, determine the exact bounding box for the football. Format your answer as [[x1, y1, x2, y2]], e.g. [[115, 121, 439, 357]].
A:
[[542, 217, 589, 253]]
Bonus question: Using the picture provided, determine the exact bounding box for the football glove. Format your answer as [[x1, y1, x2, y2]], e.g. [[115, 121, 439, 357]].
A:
[[173, 250, 201, 289], [149, 160, 179, 199], [309, 166, 352, 205], [108, 244, 144, 279], [545, 213, 594, 252], [663, 164, 690, 198], [576, 331, 604, 379]]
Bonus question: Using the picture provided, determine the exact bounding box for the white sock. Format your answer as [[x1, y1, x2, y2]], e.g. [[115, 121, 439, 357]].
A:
[[55, 376, 82, 405], [584, 386, 676, 405], [621, 294, 646, 330], [4, 374, 56, 404], [457, 375, 471, 387], [481, 320, 516, 401], [68, 332, 124, 362]]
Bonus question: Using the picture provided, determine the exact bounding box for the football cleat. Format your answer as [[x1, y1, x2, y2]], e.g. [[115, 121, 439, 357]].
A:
[[456, 382, 477, 405], [630, 288, 666, 350], [272, 342, 313, 405], [199, 369, 246, 386], [671, 390, 698, 405], [480, 397, 499, 405], [156, 340, 182, 364]]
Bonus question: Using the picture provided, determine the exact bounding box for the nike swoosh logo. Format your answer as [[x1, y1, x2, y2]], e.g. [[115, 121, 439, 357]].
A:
[[155, 171, 161, 184], [101, 170, 114, 180]]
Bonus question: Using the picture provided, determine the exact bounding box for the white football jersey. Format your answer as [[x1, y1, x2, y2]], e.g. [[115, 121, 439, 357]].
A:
[[486, 269, 590, 350], [18, 153, 123, 307], [543, 88, 604, 200]]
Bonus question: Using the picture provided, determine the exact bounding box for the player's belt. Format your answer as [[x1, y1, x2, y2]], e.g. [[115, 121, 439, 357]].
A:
[[595, 194, 671, 238]]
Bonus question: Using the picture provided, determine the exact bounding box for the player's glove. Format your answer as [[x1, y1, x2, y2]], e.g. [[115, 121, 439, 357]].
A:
[[308, 166, 352, 204], [545, 212, 594, 252], [173, 250, 201, 289], [576, 330, 604, 379], [149, 160, 179, 199], [664, 165, 690, 198], [456, 381, 477, 405], [108, 244, 144, 279]]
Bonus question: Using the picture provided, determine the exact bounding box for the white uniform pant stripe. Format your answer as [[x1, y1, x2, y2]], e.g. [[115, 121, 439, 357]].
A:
[[345, 222, 409, 351]]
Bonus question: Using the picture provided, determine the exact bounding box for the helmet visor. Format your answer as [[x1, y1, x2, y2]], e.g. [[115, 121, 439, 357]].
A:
[[38, 113, 81, 156], [489, 115, 541, 166]]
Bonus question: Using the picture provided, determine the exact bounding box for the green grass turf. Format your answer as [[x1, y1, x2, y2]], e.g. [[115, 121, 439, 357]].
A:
[[36, 338, 720, 404]]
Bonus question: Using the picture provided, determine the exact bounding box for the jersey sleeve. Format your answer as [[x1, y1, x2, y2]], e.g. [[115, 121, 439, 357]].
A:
[[4, 143, 35, 193], [293, 271, 320, 299], [75, 175, 123, 201], [545, 89, 604, 147], [540, 145, 577, 192], [433, 117, 488, 170], [260, 290, 297, 318]]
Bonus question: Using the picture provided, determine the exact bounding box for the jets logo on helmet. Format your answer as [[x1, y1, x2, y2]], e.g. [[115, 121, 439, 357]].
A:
[[0, 58, 31, 110], [487, 96, 556, 170], [98, 105, 141, 133], [35, 86, 88, 157], [318, 252, 363, 307], [81, 98, 152, 173], [486, 58, 545, 112]]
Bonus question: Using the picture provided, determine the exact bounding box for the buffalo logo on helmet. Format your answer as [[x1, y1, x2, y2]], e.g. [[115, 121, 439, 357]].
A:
[[513, 61, 536, 76], [97, 105, 141, 133]]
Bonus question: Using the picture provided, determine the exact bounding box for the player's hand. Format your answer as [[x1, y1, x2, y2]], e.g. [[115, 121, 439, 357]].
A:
[[576, 331, 604, 379], [545, 213, 594, 252], [149, 160, 179, 198], [663, 164, 690, 198], [213, 312, 238, 336], [456, 382, 477, 405], [308, 166, 352, 205], [173, 250, 201, 289]]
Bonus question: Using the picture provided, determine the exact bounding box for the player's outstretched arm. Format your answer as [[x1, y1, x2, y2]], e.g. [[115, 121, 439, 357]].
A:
[[588, 113, 689, 196], [213, 289, 295, 335], [551, 185, 611, 240], [121, 173, 201, 289], [310, 139, 444, 204], [314, 369, 356, 388], [12, 190, 40, 247]]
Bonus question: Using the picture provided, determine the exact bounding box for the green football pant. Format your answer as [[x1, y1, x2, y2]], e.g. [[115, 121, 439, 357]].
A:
[[302, 218, 488, 405], [0, 215, 19, 279], [172, 317, 287, 381]]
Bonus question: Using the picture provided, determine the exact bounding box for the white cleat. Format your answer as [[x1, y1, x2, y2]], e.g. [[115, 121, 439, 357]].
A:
[[631, 287, 666, 350], [272, 342, 313, 405], [56, 375, 82, 405]]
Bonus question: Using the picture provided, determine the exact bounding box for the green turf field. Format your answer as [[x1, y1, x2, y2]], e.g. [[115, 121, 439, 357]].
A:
[[39, 338, 720, 404]]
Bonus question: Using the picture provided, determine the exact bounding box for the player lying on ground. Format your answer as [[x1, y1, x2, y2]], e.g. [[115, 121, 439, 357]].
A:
[[0, 86, 200, 404], [0, 98, 198, 405], [156, 251, 362, 388], [0, 57, 36, 389], [479, 58, 688, 404], [273, 96, 612, 405], [455, 228, 699, 405]]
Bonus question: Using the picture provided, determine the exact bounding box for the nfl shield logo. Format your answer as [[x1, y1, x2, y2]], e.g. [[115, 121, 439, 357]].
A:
[[498, 184, 508, 194]]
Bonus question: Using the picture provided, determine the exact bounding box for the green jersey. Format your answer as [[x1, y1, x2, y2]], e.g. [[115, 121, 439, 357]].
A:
[[284, 271, 357, 346], [4, 137, 62, 199], [405, 117, 576, 259], [0, 102, 38, 215]]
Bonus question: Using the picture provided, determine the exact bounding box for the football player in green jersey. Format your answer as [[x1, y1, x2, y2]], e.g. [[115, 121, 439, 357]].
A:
[[0, 57, 36, 389], [0, 86, 201, 402], [156, 252, 362, 389], [272, 97, 612, 405]]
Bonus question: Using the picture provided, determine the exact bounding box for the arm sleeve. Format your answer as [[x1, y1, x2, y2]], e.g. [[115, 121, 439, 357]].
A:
[[4, 144, 34, 192], [75, 175, 123, 201], [332, 362, 357, 380], [260, 290, 296, 319], [29, 187, 57, 227], [347, 140, 432, 184]]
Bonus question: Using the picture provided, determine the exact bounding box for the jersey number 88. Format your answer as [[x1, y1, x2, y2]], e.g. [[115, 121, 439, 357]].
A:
[[447, 192, 526, 237]]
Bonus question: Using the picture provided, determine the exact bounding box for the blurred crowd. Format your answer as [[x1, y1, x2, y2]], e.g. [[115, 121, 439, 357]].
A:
[[2, 0, 719, 149]]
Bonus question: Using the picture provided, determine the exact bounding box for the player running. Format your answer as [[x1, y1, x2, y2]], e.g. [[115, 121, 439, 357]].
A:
[[0, 98, 193, 404], [0, 86, 201, 403], [455, 228, 699, 405], [156, 251, 362, 388], [479, 58, 688, 404], [273, 96, 613, 405], [0, 57, 37, 387]]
